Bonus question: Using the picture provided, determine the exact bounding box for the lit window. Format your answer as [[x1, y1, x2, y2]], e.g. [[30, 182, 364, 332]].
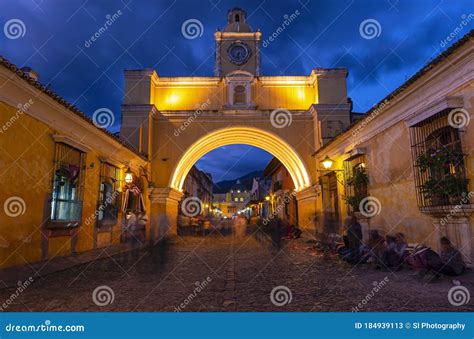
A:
[[240, 197, 244, 201], [50, 143, 85, 226]]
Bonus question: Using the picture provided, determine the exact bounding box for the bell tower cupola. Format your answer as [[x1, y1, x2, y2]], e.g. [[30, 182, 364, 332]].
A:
[[214, 8, 261, 77]]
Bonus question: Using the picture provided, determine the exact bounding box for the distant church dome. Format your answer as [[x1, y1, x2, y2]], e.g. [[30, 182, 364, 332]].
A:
[[224, 8, 253, 32], [231, 179, 247, 192]]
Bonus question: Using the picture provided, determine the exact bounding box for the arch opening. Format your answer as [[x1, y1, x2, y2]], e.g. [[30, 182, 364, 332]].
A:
[[169, 127, 311, 192]]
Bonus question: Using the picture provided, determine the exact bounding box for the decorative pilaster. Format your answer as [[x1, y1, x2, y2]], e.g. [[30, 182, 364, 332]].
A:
[[214, 31, 222, 77], [255, 31, 262, 76]]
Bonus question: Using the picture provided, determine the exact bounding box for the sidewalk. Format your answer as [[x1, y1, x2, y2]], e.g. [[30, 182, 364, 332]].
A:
[[0, 243, 138, 289]]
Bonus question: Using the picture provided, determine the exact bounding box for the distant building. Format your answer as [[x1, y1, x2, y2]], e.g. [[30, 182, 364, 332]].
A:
[[181, 166, 213, 216], [263, 157, 298, 225], [214, 180, 251, 218], [246, 177, 271, 219]]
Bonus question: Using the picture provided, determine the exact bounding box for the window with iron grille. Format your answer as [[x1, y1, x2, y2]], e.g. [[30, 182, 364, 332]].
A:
[[343, 154, 368, 213], [50, 142, 86, 227], [97, 162, 121, 227], [410, 109, 469, 211]]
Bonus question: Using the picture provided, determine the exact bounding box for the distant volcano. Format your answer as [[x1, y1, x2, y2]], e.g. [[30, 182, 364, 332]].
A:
[[213, 170, 263, 194]]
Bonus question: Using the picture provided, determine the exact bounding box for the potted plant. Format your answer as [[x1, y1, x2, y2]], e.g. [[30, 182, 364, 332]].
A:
[[417, 147, 464, 173], [352, 169, 369, 188], [421, 175, 469, 205], [343, 194, 366, 212]]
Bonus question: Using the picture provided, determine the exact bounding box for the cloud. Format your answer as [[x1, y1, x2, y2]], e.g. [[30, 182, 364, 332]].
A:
[[1, 0, 472, 175], [195, 145, 272, 181]]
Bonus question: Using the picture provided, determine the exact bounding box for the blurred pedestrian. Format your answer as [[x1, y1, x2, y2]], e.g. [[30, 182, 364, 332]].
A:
[[438, 237, 465, 276], [234, 214, 247, 238]]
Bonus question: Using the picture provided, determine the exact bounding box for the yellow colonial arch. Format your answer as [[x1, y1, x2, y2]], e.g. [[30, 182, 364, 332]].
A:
[[169, 127, 311, 192]]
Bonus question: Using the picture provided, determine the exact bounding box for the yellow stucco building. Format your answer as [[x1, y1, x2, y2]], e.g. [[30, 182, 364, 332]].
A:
[[0, 57, 150, 269], [313, 31, 474, 265]]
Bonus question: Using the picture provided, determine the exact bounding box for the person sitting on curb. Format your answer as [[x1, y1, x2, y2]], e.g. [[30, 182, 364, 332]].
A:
[[367, 230, 386, 268], [438, 236, 466, 276], [381, 233, 407, 270]]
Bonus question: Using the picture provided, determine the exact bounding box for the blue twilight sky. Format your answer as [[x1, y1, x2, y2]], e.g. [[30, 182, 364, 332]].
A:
[[1, 0, 473, 180]]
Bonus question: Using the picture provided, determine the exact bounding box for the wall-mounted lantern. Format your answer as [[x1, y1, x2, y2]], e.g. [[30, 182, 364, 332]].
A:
[[321, 156, 334, 170], [319, 155, 344, 185], [124, 168, 133, 184]]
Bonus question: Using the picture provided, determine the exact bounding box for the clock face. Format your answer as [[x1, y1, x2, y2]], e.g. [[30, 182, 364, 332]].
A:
[[227, 43, 251, 65]]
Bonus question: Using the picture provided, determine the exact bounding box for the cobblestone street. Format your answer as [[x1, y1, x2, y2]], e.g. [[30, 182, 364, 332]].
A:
[[1, 233, 473, 312]]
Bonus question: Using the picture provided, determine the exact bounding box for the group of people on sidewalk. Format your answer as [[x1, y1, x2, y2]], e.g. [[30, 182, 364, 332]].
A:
[[339, 215, 467, 280]]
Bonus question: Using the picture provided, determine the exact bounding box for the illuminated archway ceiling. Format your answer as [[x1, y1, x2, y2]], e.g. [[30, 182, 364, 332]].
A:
[[170, 127, 311, 191]]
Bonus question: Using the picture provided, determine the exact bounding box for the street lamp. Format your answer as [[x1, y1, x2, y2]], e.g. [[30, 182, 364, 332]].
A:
[[321, 156, 334, 170], [319, 156, 345, 185], [265, 196, 270, 201], [124, 168, 133, 184]]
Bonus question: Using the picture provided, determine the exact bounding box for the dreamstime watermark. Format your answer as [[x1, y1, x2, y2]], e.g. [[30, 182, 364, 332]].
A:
[[174, 99, 211, 136], [270, 285, 292, 306], [0, 99, 34, 134], [5, 320, 85, 333], [440, 191, 473, 226], [270, 108, 292, 128], [352, 277, 389, 312], [262, 191, 297, 225], [181, 19, 203, 39], [448, 108, 470, 129], [440, 14, 474, 48], [358, 196, 381, 218], [84, 10, 123, 48], [4, 19, 26, 39], [3, 196, 26, 217], [352, 99, 388, 137], [84, 191, 120, 226], [92, 107, 115, 129], [447, 285, 470, 307], [92, 285, 115, 306], [359, 19, 381, 40], [262, 10, 301, 48], [0, 277, 34, 311], [174, 277, 212, 312], [181, 197, 202, 217]]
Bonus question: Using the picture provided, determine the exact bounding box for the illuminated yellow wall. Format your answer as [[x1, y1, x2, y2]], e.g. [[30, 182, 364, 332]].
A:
[[148, 77, 319, 111], [0, 101, 52, 268], [255, 83, 316, 110], [0, 100, 148, 269], [152, 84, 222, 110]]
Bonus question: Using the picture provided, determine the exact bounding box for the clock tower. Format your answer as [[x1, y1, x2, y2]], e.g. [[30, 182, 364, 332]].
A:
[[214, 8, 262, 77]]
